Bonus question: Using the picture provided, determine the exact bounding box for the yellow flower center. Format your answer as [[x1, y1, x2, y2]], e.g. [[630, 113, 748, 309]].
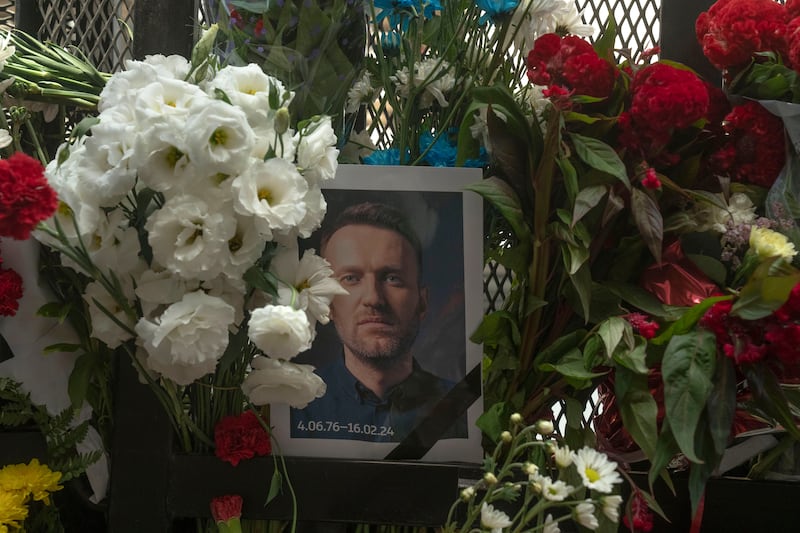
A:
[[209, 127, 228, 146], [229, 233, 243, 253], [585, 467, 600, 483], [296, 279, 311, 291], [165, 146, 184, 168], [57, 201, 72, 217], [258, 188, 274, 204]]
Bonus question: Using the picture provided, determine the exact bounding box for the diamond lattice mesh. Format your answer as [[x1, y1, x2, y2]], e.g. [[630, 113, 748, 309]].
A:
[[0, 0, 14, 32], [577, 0, 660, 59]]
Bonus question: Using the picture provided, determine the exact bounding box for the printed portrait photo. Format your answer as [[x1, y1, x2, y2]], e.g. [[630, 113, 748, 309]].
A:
[[272, 165, 484, 462]]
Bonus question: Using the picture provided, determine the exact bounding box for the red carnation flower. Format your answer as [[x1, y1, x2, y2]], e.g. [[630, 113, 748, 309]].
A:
[[210, 494, 243, 523], [696, 0, 788, 72], [708, 101, 786, 188], [617, 63, 709, 163], [214, 410, 272, 466], [0, 255, 23, 317], [787, 16, 800, 69], [526, 33, 618, 98], [0, 153, 58, 240]]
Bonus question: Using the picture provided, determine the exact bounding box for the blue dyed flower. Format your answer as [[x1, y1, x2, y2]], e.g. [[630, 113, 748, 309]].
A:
[[363, 148, 402, 165], [420, 131, 457, 167], [373, 0, 441, 29], [475, 0, 520, 24]]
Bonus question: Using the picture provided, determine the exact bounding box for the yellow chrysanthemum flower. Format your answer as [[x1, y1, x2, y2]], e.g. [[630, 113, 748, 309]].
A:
[[0, 489, 29, 530], [0, 459, 63, 505], [749, 227, 797, 260]]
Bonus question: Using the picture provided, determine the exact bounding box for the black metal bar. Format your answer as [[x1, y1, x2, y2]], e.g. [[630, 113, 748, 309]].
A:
[[132, 0, 196, 59], [660, 0, 720, 85]]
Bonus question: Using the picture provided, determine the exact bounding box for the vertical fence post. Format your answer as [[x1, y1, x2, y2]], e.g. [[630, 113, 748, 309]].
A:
[[660, 0, 719, 85], [132, 0, 196, 59]]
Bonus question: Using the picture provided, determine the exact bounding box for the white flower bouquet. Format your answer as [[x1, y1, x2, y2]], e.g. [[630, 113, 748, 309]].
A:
[[33, 40, 344, 451]]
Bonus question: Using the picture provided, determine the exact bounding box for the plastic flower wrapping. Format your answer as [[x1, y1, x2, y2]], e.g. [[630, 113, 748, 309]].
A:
[[29, 48, 344, 452]]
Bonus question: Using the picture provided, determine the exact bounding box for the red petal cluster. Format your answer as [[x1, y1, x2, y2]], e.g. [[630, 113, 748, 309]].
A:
[[214, 410, 272, 467], [623, 489, 655, 532], [0, 153, 58, 240], [526, 33, 618, 98], [708, 101, 786, 188], [700, 286, 800, 372], [210, 494, 243, 523], [617, 63, 709, 164], [695, 0, 788, 71], [0, 254, 23, 317], [624, 312, 660, 339]]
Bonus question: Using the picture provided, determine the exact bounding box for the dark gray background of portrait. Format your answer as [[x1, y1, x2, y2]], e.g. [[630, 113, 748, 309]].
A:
[[295, 189, 467, 381]]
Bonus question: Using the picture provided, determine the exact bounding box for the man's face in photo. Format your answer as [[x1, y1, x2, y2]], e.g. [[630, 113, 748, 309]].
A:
[[324, 224, 428, 366]]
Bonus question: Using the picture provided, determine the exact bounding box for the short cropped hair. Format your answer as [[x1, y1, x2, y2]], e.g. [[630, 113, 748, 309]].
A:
[[320, 202, 423, 276]]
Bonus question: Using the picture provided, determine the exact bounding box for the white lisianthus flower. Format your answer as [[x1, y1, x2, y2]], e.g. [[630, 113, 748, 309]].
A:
[[134, 268, 198, 317], [553, 444, 572, 468], [480, 502, 513, 533], [146, 194, 237, 281], [601, 495, 623, 523], [135, 291, 235, 385], [392, 58, 456, 109], [250, 119, 297, 161], [574, 500, 599, 531], [294, 185, 327, 239], [0, 31, 15, 71], [141, 54, 192, 79], [221, 214, 267, 280], [184, 99, 255, 175], [242, 356, 326, 408], [543, 514, 560, 533], [248, 305, 313, 360], [77, 209, 142, 277], [134, 78, 206, 125], [571, 447, 622, 494], [134, 123, 196, 194], [346, 70, 374, 113], [271, 247, 348, 325], [749, 226, 797, 260], [540, 476, 573, 502], [205, 64, 285, 122], [0, 129, 11, 149], [295, 115, 339, 185], [100, 55, 187, 112], [231, 157, 308, 238], [84, 281, 135, 348]]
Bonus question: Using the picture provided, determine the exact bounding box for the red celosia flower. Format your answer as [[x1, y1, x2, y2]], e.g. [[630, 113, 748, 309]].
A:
[[773, 282, 800, 321], [623, 490, 654, 532], [210, 494, 243, 523], [0, 153, 58, 240], [790, 0, 800, 18], [695, 0, 788, 72], [526, 33, 618, 98], [617, 63, 709, 164], [787, 16, 800, 69], [625, 312, 660, 339], [708, 101, 786, 188], [214, 410, 272, 466], [0, 255, 23, 317], [640, 168, 661, 190]]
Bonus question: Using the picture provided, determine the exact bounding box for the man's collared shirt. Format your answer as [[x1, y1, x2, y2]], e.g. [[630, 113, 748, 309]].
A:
[[290, 356, 465, 442]]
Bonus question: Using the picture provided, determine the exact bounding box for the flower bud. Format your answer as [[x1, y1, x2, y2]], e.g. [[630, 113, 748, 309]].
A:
[[535, 420, 554, 435], [460, 487, 475, 501], [484, 472, 498, 485], [500, 431, 512, 443], [275, 108, 291, 135], [510, 413, 523, 425], [523, 462, 539, 476]]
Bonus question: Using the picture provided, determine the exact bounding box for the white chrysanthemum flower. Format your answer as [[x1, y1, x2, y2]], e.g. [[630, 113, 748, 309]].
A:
[[84, 280, 135, 348], [688, 192, 757, 234], [271, 247, 348, 325], [295, 115, 339, 185], [574, 500, 599, 531], [184, 99, 255, 175], [392, 58, 456, 109], [543, 514, 560, 533], [571, 447, 622, 494], [749, 226, 797, 260], [0, 31, 16, 70], [248, 305, 313, 360], [480, 503, 513, 533], [231, 157, 308, 238], [146, 194, 237, 281], [553, 444, 573, 468], [552, 2, 595, 37], [507, 0, 567, 51], [346, 70, 374, 113], [602, 494, 623, 523], [540, 476, 573, 502], [242, 356, 326, 408], [135, 291, 235, 385]]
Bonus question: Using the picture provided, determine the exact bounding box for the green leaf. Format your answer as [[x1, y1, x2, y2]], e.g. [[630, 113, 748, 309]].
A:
[[707, 355, 736, 457], [42, 343, 81, 354], [539, 348, 608, 380], [631, 188, 663, 263], [686, 253, 728, 286], [598, 316, 626, 358], [569, 262, 593, 322], [648, 419, 679, 490], [243, 265, 280, 297], [36, 301, 71, 323], [558, 156, 579, 204], [744, 364, 800, 441], [615, 366, 658, 460], [572, 185, 607, 228], [466, 177, 531, 243], [732, 271, 800, 320], [687, 418, 717, 514], [569, 132, 629, 187], [613, 342, 649, 374], [604, 281, 678, 320], [67, 352, 95, 407], [470, 311, 520, 350], [476, 401, 512, 443], [661, 330, 717, 463], [594, 15, 618, 60], [265, 468, 283, 505], [651, 296, 731, 345]]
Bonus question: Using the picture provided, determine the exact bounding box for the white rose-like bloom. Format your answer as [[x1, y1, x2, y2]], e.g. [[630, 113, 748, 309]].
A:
[[184, 98, 255, 176], [146, 194, 236, 281], [271, 247, 347, 325], [480, 503, 513, 533], [295, 116, 339, 185], [221, 214, 267, 280], [84, 281, 135, 348], [574, 500, 599, 531], [99, 55, 188, 112], [231, 157, 308, 238], [248, 305, 313, 360], [242, 356, 326, 408], [134, 268, 198, 317], [571, 447, 622, 494], [134, 78, 207, 126], [543, 514, 560, 533], [392, 58, 456, 109], [135, 291, 235, 385], [205, 64, 287, 122], [749, 226, 798, 260], [74, 209, 142, 277], [295, 185, 327, 239], [601, 495, 623, 523]]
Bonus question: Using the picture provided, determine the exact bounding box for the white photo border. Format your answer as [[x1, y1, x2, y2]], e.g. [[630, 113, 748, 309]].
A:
[[271, 164, 484, 463]]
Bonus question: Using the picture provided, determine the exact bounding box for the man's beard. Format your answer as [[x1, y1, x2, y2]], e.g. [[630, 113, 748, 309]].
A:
[[345, 318, 421, 370]]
